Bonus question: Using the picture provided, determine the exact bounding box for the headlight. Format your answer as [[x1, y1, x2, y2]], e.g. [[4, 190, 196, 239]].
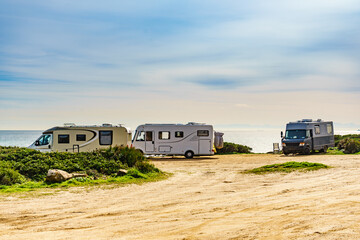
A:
[[299, 142, 305, 146], [282, 143, 286, 146]]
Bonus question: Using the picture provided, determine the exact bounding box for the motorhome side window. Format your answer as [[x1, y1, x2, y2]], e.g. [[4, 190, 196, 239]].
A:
[[197, 130, 209, 137], [159, 131, 170, 140], [314, 125, 321, 134], [58, 134, 70, 144], [99, 131, 112, 145], [327, 124, 333, 134], [175, 131, 184, 138], [76, 134, 86, 141], [136, 131, 145, 141]]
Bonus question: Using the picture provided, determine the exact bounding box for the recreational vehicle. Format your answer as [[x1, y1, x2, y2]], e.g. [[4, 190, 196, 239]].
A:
[[281, 119, 334, 155], [29, 123, 132, 152], [132, 122, 223, 158]]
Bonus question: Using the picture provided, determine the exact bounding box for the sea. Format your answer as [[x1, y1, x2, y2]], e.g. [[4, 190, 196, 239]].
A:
[[0, 129, 359, 153]]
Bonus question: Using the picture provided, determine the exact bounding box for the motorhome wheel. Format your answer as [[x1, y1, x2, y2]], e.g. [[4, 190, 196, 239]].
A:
[[322, 146, 328, 153], [303, 147, 311, 155], [185, 151, 194, 159]]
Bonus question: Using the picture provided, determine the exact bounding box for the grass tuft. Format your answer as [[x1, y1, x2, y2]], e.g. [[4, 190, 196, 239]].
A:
[[244, 161, 330, 174], [0, 172, 170, 194]]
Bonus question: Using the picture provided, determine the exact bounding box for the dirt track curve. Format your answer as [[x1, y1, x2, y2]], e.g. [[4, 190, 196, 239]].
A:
[[1, 154, 360, 240]]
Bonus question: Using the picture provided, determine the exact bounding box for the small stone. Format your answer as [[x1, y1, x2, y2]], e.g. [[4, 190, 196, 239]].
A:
[[71, 173, 87, 178], [117, 169, 128, 176]]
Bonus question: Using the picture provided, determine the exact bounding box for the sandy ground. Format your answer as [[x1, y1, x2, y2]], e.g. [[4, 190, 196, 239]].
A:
[[0, 154, 360, 240]]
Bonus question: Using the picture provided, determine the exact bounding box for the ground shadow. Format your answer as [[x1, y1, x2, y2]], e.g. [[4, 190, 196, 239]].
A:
[[280, 152, 328, 157], [148, 156, 219, 162]]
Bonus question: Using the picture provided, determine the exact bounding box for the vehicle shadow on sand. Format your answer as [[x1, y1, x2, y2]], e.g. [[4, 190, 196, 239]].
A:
[[280, 152, 328, 157], [148, 156, 219, 161]]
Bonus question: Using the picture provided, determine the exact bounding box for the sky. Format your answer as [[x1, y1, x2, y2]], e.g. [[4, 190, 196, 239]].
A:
[[1, 0, 360, 131]]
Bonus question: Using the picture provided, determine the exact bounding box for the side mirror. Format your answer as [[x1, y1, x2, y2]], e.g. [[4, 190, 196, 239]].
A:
[[35, 140, 40, 146], [281, 131, 283, 138]]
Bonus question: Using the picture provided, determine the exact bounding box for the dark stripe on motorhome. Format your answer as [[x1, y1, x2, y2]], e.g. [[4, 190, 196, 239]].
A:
[[44, 128, 97, 141]]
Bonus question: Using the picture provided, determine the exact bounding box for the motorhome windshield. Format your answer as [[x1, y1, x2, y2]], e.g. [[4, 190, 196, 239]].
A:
[[285, 130, 307, 139], [37, 134, 52, 145], [132, 130, 137, 142]]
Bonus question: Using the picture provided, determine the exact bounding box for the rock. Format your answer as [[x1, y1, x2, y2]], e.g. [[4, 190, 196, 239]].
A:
[[46, 169, 73, 183], [117, 169, 128, 176], [71, 173, 87, 178], [46, 170, 87, 183]]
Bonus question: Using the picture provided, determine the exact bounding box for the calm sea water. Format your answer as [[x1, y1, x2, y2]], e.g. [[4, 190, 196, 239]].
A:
[[0, 130, 43, 148], [0, 129, 359, 153]]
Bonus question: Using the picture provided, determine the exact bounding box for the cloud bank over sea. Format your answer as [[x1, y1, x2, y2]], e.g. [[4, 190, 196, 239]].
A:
[[1, 0, 360, 130]]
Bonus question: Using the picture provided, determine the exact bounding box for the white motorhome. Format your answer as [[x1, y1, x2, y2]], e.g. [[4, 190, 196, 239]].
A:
[[29, 123, 132, 152], [132, 122, 223, 158]]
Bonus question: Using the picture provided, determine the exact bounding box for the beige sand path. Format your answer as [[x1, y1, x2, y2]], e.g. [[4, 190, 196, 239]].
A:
[[0, 154, 360, 239]]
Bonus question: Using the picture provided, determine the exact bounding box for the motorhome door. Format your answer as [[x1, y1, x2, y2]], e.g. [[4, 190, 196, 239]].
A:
[[199, 139, 211, 154], [145, 131, 154, 152]]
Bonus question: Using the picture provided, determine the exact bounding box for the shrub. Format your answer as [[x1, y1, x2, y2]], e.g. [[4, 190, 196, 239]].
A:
[[0, 168, 26, 185], [135, 161, 159, 173], [216, 142, 252, 154], [338, 138, 360, 154], [335, 134, 360, 147], [0, 146, 158, 182], [127, 168, 147, 178]]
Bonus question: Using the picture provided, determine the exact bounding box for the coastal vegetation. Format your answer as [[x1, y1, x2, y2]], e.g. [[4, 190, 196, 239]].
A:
[[333, 135, 360, 154], [0, 146, 166, 192], [245, 161, 330, 174], [216, 142, 252, 154], [334, 134, 360, 146]]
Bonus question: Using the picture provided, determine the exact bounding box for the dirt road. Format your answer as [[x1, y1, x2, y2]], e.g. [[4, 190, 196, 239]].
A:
[[1, 154, 360, 239]]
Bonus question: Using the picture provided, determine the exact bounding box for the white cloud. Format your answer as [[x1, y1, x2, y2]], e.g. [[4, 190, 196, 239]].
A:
[[1, 0, 360, 129]]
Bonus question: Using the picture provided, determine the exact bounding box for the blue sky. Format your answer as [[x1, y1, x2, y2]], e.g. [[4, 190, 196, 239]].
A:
[[1, 0, 360, 130]]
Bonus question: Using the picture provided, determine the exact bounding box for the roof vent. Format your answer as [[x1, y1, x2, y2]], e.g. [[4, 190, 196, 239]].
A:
[[102, 123, 112, 127], [301, 119, 312, 122], [317, 119, 322, 122], [64, 123, 76, 127], [187, 122, 205, 125]]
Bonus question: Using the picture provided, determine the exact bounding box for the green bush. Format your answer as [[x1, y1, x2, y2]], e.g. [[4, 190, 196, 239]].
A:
[[0, 168, 26, 185], [335, 134, 360, 147], [216, 142, 252, 154], [127, 168, 147, 178], [135, 161, 159, 173], [338, 138, 360, 154], [0, 146, 158, 182]]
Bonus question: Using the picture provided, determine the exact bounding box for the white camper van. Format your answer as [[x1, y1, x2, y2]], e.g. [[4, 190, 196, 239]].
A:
[[29, 123, 132, 152], [132, 122, 223, 158]]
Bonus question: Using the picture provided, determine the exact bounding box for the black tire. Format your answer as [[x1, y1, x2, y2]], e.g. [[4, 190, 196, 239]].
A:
[[303, 147, 311, 155], [283, 151, 289, 156], [184, 150, 194, 159], [323, 146, 328, 153]]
